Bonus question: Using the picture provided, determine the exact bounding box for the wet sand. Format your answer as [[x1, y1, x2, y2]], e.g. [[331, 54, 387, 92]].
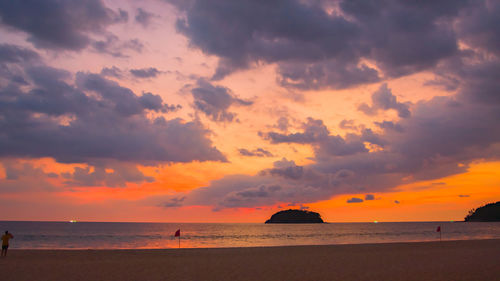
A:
[[1, 239, 499, 281]]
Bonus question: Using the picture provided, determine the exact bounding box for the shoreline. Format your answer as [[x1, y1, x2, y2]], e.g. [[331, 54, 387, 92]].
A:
[[7, 237, 500, 250], [2, 239, 500, 281]]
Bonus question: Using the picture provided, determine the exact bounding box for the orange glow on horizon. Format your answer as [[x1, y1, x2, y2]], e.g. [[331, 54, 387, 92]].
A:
[[309, 161, 500, 223]]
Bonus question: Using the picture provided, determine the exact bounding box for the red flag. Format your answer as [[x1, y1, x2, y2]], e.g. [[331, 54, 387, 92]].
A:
[[175, 229, 180, 237], [436, 226, 441, 232]]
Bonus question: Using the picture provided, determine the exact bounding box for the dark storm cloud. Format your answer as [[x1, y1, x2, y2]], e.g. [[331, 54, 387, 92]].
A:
[[92, 36, 144, 57], [2, 160, 53, 181], [340, 0, 463, 77], [374, 121, 404, 133], [62, 162, 154, 187], [358, 84, 411, 118], [121, 39, 144, 53], [101, 66, 170, 81], [277, 59, 380, 90], [161, 196, 186, 208], [457, 0, 500, 56], [274, 117, 290, 132], [167, 0, 474, 89], [216, 184, 282, 209], [347, 197, 363, 203], [431, 182, 446, 186], [130, 67, 163, 78], [339, 119, 358, 131], [100, 66, 123, 78], [0, 0, 127, 50], [264, 118, 329, 144], [365, 194, 375, 200], [75, 72, 179, 115], [135, 8, 156, 27], [190, 79, 252, 122], [263, 118, 370, 156], [169, 0, 365, 87], [0, 159, 57, 192], [454, 59, 500, 105], [267, 158, 304, 180], [1, 160, 154, 191], [0, 44, 40, 63], [140, 92, 182, 113], [0, 44, 41, 86], [0, 57, 226, 164], [238, 148, 273, 158]]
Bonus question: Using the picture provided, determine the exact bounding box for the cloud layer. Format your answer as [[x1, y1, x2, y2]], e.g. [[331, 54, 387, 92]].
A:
[[0, 45, 226, 164], [190, 79, 252, 122], [0, 0, 127, 50], [167, 0, 478, 89]]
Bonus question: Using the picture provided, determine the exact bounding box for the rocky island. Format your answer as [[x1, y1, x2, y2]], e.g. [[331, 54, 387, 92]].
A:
[[464, 201, 500, 222], [265, 209, 324, 223]]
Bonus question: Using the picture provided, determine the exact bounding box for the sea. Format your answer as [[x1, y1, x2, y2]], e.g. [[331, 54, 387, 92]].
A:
[[1, 221, 499, 249]]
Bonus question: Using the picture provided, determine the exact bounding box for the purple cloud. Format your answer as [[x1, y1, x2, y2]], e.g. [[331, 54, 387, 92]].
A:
[[190, 79, 252, 122], [0, 159, 57, 192], [238, 148, 273, 157], [100, 66, 123, 78], [130, 67, 163, 79], [365, 194, 375, 200], [347, 197, 364, 203], [135, 8, 156, 27], [167, 0, 472, 88], [0, 0, 127, 51], [0, 51, 226, 164], [358, 84, 411, 118]]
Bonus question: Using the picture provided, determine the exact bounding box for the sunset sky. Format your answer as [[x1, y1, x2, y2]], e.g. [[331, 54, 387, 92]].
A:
[[0, 0, 499, 223]]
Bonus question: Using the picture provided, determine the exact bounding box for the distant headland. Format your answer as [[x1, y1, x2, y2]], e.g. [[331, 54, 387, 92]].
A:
[[464, 201, 500, 222], [265, 209, 324, 223]]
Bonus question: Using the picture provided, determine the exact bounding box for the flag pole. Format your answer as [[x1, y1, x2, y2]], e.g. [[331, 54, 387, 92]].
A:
[[178, 234, 180, 248]]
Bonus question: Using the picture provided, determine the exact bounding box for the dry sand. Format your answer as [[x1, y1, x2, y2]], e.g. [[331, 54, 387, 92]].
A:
[[1, 239, 499, 281]]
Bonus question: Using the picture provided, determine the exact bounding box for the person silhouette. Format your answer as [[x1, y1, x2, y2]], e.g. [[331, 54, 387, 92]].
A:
[[1, 231, 14, 257]]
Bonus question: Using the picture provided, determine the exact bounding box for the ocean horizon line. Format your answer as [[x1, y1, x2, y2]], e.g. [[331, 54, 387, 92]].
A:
[[0, 219, 466, 224]]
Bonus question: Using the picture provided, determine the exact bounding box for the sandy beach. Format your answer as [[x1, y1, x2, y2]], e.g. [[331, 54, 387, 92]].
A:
[[1, 239, 499, 281]]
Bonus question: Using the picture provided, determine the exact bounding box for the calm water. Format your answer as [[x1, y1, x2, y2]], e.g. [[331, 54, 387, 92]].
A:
[[0, 221, 499, 249]]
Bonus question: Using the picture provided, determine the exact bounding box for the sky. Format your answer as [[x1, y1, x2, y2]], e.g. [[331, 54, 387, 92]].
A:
[[0, 0, 499, 223]]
